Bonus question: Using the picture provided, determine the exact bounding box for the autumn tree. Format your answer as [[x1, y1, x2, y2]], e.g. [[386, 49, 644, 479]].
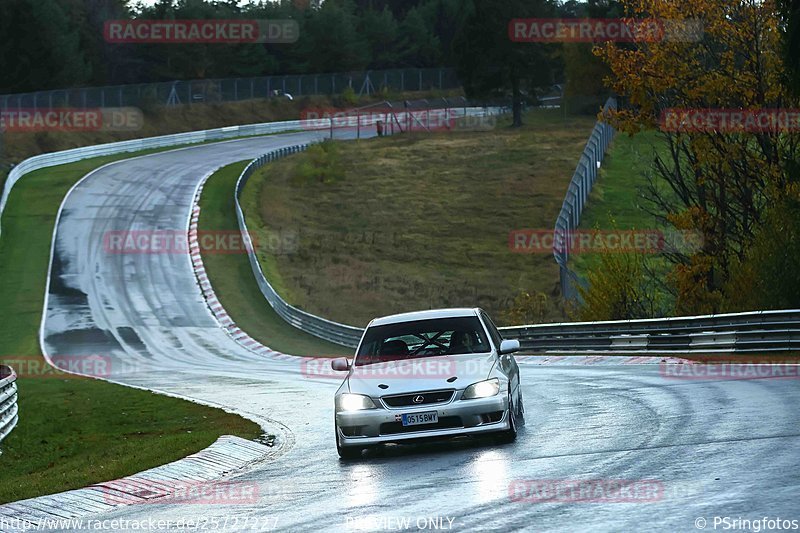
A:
[[595, 0, 800, 314]]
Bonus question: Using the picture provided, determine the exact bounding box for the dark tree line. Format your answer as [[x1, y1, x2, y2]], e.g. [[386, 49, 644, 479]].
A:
[[0, 0, 621, 119], [0, 0, 467, 92]]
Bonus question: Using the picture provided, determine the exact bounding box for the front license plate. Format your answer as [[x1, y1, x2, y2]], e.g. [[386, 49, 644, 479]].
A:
[[401, 411, 439, 427]]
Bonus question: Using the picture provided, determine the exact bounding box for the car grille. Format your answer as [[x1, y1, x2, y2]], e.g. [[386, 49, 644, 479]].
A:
[[379, 416, 463, 435], [382, 390, 454, 408]]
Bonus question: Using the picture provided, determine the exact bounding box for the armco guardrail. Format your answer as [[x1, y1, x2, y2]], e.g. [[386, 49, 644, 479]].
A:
[[554, 97, 617, 300], [234, 107, 504, 347], [0, 365, 19, 447], [498, 309, 800, 353], [0, 119, 312, 239], [235, 145, 364, 348]]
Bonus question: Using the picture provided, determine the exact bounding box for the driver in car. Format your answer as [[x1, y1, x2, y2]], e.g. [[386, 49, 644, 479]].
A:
[[448, 330, 478, 354]]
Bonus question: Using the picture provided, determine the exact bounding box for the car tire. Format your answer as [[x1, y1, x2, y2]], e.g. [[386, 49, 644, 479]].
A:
[[496, 393, 518, 444], [335, 424, 363, 459]]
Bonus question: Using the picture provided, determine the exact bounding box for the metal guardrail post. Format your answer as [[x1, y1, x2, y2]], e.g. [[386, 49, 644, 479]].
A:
[[0, 364, 19, 448], [552, 97, 617, 300]]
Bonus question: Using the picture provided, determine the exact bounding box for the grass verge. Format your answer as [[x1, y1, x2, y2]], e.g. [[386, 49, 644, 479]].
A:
[[239, 109, 597, 326], [197, 161, 350, 356], [0, 148, 261, 504], [571, 131, 672, 277]]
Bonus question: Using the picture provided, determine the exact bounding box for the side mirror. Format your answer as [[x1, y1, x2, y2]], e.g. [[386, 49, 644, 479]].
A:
[[499, 339, 520, 355], [331, 358, 351, 371]]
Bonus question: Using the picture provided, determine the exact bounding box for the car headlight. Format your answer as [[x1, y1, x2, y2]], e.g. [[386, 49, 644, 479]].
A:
[[337, 393, 376, 411], [462, 378, 500, 400]]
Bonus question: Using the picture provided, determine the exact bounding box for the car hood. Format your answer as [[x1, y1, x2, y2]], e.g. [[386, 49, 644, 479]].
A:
[[347, 353, 496, 396]]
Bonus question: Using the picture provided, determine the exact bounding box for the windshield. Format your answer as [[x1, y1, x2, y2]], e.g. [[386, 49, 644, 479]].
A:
[[355, 316, 491, 366]]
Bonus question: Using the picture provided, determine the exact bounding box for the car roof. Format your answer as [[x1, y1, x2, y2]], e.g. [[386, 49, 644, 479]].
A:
[[368, 308, 480, 327]]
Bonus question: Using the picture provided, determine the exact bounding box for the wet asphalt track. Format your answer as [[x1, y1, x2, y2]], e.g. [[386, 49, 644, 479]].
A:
[[38, 131, 800, 532]]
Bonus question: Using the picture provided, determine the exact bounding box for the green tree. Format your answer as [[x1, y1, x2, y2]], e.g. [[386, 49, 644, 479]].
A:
[[560, 0, 620, 114], [300, 0, 370, 72], [59, 0, 134, 85], [136, 0, 276, 80], [779, 0, 800, 95], [0, 0, 91, 92], [453, 0, 560, 127], [396, 7, 442, 67], [359, 7, 400, 69]]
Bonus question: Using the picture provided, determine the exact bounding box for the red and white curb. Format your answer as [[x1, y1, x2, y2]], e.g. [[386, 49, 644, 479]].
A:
[[189, 181, 298, 363], [516, 355, 693, 365]]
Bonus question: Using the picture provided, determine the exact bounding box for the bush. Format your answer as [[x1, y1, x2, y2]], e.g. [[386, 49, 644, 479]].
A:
[[292, 141, 345, 185], [502, 291, 549, 325], [576, 251, 664, 321], [341, 86, 359, 106]]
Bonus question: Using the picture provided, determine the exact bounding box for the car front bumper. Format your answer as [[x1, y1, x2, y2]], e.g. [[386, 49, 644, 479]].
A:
[[335, 393, 510, 447]]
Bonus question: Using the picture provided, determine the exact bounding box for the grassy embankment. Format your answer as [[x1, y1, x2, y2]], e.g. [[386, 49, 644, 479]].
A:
[[196, 161, 350, 356], [238, 109, 597, 326]]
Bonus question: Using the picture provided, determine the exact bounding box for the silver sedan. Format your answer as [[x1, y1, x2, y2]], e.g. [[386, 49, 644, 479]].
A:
[[331, 308, 523, 459]]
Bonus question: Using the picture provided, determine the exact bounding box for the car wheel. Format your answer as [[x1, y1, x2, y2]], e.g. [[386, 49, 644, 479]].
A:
[[335, 424, 363, 459], [496, 393, 518, 444]]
